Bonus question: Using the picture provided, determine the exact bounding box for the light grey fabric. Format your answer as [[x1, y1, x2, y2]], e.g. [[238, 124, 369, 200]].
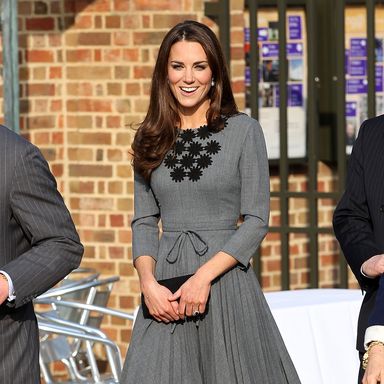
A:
[[0, 125, 83, 383], [122, 114, 301, 383]]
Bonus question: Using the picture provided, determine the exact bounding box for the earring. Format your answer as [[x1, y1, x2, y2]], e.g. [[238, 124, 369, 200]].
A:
[[211, 78, 215, 87]]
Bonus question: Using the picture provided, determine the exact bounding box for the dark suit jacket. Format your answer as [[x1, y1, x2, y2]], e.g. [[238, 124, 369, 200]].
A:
[[0, 125, 83, 382], [333, 115, 384, 352]]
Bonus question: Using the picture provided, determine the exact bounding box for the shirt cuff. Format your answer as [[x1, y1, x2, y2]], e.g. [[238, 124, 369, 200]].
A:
[[0, 271, 16, 301], [364, 325, 384, 349], [360, 265, 375, 279]]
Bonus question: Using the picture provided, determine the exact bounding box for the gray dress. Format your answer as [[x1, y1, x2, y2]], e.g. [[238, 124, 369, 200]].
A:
[[121, 114, 301, 384]]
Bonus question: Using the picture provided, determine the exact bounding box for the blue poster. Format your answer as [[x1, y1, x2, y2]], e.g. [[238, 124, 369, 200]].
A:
[[346, 101, 357, 117], [346, 79, 368, 94], [376, 65, 383, 92], [345, 50, 349, 74], [258, 28, 268, 42], [261, 43, 279, 58], [288, 16, 302, 40], [350, 38, 367, 57], [274, 84, 303, 107], [349, 59, 367, 77], [287, 43, 303, 56]]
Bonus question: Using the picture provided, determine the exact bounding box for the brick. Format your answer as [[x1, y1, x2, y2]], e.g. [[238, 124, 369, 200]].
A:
[[133, 66, 153, 79], [115, 134, 132, 147], [67, 83, 93, 97], [123, 48, 139, 61], [119, 263, 135, 277], [110, 214, 124, 227], [83, 230, 115, 243], [50, 1, 61, 13], [26, 17, 55, 31], [133, 31, 166, 45], [107, 83, 122, 96], [66, 50, 92, 64], [67, 99, 113, 113], [119, 230, 132, 243], [19, 2, 32, 15], [68, 132, 112, 145], [121, 15, 141, 29], [113, 32, 131, 46], [132, 0, 183, 11], [106, 15, 121, 28], [106, 116, 122, 129], [49, 67, 62, 79], [69, 164, 112, 177], [26, 50, 54, 63], [67, 66, 111, 80], [27, 116, 55, 129], [69, 181, 95, 194], [50, 100, 62, 112], [104, 49, 122, 62], [67, 115, 93, 129], [114, 0, 131, 11], [66, 33, 111, 46], [32, 67, 47, 80], [75, 0, 111, 12], [74, 14, 93, 29], [115, 100, 131, 113], [34, 1, 48, 14], [153, 14, 195, 28], [125, 83, 140, 96], [117, 198, 133, 211], [79, 197, 114, 211], [115, 66, 130, 79], [108, 181, 123, 194], [68, 148, 93, 161], [29, 84, 55, 96]]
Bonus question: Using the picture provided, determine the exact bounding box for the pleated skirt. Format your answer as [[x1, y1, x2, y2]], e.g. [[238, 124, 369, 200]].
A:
[[121, 230, 301, 384]]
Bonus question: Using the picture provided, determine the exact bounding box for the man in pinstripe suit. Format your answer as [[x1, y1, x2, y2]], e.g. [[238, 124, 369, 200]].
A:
[[0, 125, 83, 383], [334, 115, 384, 384]]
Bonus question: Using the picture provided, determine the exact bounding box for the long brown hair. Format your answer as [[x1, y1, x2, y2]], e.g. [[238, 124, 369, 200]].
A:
[[132, 20, 238, 182]]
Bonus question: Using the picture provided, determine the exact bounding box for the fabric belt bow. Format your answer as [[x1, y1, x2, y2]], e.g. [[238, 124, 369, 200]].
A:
[[166, 230, 208, 263]]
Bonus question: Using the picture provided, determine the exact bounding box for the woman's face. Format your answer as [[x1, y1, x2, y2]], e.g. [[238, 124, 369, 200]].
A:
[[167, 40, 213, 115]]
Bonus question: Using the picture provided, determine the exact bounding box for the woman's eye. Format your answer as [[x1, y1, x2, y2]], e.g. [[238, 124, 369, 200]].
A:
[[171, 64, 183, 70], [195, 65, 207, 71]]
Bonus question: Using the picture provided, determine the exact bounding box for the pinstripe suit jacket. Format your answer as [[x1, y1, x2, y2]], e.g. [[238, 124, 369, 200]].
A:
[[0, 125, 83, 383], [333, 115, 384, 352]]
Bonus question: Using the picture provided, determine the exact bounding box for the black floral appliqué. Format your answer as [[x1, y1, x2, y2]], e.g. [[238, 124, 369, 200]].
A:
[[170, 166, 187, 182], [164, 119, 226, 182]]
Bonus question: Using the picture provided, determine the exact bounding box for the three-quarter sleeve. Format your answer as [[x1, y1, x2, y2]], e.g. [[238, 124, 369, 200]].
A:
[[221, 119, 270, 267], [131, 172, 160, 263]]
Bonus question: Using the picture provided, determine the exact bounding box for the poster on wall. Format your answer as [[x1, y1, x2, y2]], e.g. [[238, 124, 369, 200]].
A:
[[244, 10, 307, 160], [345, 8, 384, 154]]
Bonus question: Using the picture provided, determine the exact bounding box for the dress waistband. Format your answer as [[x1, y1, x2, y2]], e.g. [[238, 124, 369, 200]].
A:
[[162, 220, 237, 232]]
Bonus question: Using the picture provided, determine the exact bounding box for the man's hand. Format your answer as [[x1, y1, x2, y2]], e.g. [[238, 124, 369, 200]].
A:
[[362, 255, 384, 278], [0, 274, 9, 305], [363, 343, 384, 384]]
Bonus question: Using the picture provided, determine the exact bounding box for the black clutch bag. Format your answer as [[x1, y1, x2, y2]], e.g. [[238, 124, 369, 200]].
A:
[[141, 274, 193, 319]]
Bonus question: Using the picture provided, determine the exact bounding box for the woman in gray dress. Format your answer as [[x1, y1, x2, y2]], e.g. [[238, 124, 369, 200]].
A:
[[121, 20, 301, 384]]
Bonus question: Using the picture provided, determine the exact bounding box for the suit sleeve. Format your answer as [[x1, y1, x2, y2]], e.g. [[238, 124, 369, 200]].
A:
[[333, 121, 381, 290], [221, 119, 270, 267], [3, 144, 83, 308], [131, 171, 160, 263]]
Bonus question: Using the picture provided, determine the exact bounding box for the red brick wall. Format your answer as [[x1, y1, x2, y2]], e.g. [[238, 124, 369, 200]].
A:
[[0, 1, 355, 365]]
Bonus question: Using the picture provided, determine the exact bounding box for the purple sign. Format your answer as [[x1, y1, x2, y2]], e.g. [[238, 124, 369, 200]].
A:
[[346, 101, 357, 117], [288, 16, 302, 40], [245, 66, 251, 87], [244, 27, 250, 43], [287, 43, 303, 56], [350, 38, 367, 57], [349, 59, 367, 76], [258, 28, 268, 42], [288, 84, 303, 106], [376, 65, 383, 92], [345, 50, 349, 73], [274, 84, 303, 107], [261, 43, 279, 57], [346, 79, 368, 94]]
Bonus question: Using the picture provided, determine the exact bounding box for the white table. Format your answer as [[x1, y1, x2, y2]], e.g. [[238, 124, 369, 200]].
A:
[[265, 289, 363, 384]]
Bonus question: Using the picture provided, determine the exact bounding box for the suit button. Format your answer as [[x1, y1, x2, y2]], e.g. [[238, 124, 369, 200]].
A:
[[380, 205, 384, 213]]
